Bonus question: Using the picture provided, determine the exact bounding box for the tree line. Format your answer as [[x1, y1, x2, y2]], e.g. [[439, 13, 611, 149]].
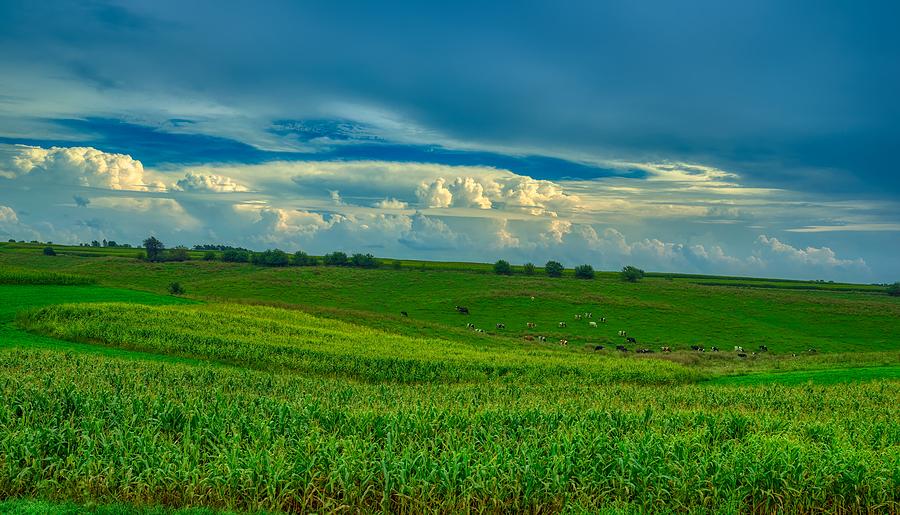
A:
[[493, 259, 646, 282]]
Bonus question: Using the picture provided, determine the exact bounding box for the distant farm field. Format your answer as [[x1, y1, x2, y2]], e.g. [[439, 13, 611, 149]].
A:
[[0, 242, 898, 513]]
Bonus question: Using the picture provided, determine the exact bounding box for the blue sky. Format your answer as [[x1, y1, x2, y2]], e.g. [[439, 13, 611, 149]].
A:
[[0, 0, 898, 282]]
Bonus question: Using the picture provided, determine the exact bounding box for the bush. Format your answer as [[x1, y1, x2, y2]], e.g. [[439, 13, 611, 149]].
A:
[[493, 259, 512, 275], [392, 260, 402, 270], [351, 253, 378, 268], [888, 282, 900, 297], [522, 262, 536, 276], [203, 251, 216, 261], [222, 250, 250, 263], [574, 264, 595, 279], [167, 247, 190, 262], [545, 260, 564, 278], [167, 282, 185, 295], [323, 251, 349, 266], [621, 265, 645, 283], [292, 250, 318, 266], [251, 249, 290, 267], [42, 247, 56, 256], [135, 251, 146, 261]]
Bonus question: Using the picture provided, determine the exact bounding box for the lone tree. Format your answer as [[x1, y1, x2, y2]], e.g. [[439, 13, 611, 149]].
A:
[[42, 246, 56, 256], [142, 236, 164, 262], [167, 282, 185, 295], [574, 264, 595, 279], [522, 262, 536, 275], [888, 282, 900, 297], [621, 265, 645, 282], [545, 260, 564, 278], [493, 259, 512, 275]]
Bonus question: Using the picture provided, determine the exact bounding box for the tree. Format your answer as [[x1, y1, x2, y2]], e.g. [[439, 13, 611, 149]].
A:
[[574, 264, 595, 279], [90, 240, 101, 248], [493, 259, 512, 275], [522, 262, 536, 276], [888, 282, 900, 297], [292, 250, 317, 266], [351, 253, 378, 268], [143, 237, 164, 262], [203, 251, 216, 261], [167, 282, 185, 295], [251, 249, 290, 266], [621, 265, 645, 283], [221, 249, 250, 263], [323, 251, 349, 266], [545, 260, 564, 278], [43, 247, 56, 256]]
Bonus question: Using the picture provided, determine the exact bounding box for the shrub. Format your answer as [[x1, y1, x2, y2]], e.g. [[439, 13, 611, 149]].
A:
[[323, 251, 349, 266], [621, 265, 645, 283], [203, 251, 216, 261], [292, 250, 318, 266], [135, 251, 146, 261], [392, 260, 402, 270], [167, 282, 185, 295], [142, 237, 164, 262], [574, 264, 595, 279], [251, 249, 290, 267], [222, 250, 250, 263], [42, 247, 56, 256], [523, 262, 536, 275], [545, 260, 564, 278], [888, 282, 900, 297], [351, 253, 378, 268], [493, 259, 512, 275], [167, 247, 190, 262]]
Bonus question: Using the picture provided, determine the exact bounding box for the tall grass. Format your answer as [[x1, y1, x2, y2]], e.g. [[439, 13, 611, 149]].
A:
[[18, 303, 701, 385], [0, 349, 896, 513], [0, 268, 96, 286]]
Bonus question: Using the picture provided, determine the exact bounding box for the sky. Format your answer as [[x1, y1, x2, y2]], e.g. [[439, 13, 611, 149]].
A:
[[0, 0, 898, 282]]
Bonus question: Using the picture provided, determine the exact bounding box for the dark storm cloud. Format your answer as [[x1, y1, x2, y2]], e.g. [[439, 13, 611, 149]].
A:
[[1, 0, 898, 196]]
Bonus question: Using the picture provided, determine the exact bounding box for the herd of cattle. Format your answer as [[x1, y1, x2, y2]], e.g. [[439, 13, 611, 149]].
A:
[[449, 304, 819, 357]]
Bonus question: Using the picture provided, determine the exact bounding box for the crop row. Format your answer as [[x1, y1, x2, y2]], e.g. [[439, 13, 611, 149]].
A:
[[0, 350, 897, 513]]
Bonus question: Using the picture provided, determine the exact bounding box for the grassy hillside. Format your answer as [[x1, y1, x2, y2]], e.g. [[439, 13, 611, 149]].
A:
[[0, 243, 898, 512]]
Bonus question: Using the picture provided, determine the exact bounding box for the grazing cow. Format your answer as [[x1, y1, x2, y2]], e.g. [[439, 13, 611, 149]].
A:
[[600, 317, 607, 323], [594, 345, 604, 351], [807, 348, 817, 354], [526, 322, 536, 328], [574, 314, 583, 321], [559, 322, 567, 328], [758, 345, 768, 352], [589, 321, 598, 328], [559, 339, 569, 346], [530, 296, 535, 301], [734, 346, 744, 353], [538, 336, 547, 342], [737, 353, 747, 358], [626, 337, 637, 344], [496, 323, 506, 329], [524, 335, 534, 341], [711, 346, 719, 352], [616, 345, 628, 352], [455, 306, 469, 314], [400, 311, 408, 317], [691, 345, 700, 351], [466, 323, 475, 329], [475, 328, 485, 333], [585, 312, 593, 318], [636, 348, 654, 354], [618, 330, 627, 337], [661, 346, 671, 353]]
